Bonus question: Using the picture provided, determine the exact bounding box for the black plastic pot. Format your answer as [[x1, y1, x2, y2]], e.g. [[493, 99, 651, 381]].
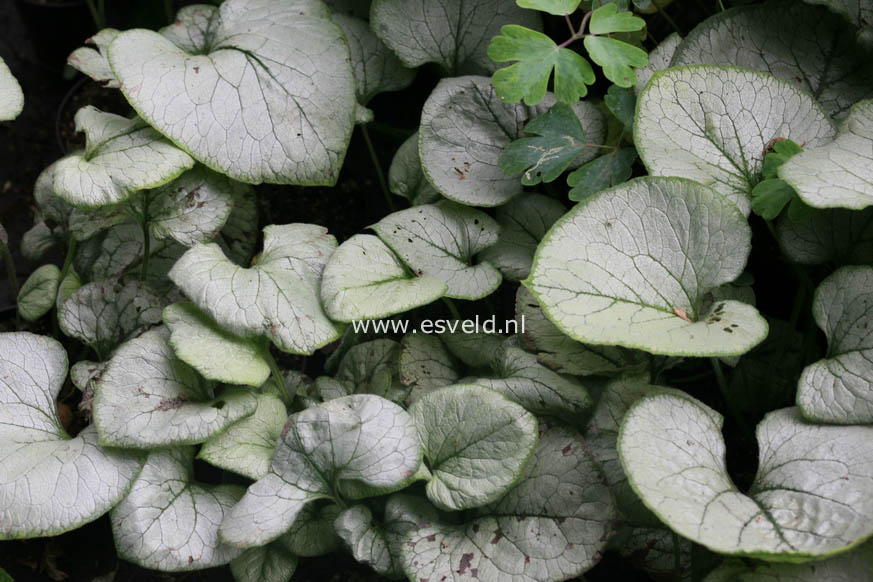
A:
[[13, 0, 95, 69]]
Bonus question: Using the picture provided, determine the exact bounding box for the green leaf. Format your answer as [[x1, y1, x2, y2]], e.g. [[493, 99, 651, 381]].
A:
[[634, 32, 680, 94], [704, 539, 873, 581], [111, 447, 244, 571], [780, 99, 873, 209], [489, 25, 595, 105], [619, 393, 873, 559], [334, 14, 415, 107], [589, 3, 646, 34], [58, 279, 164, 358], [320, 234, 447, 322], [0, 56, 23, 121], [583, 36, 647, 87], [635, 66, 836, 215], [797, 266, 873, 424], [471, 341, 592, 421], [109, 1, 356, 185], [163, 302, 270, 388], [479, 193, 566, 280], [94, 328, 257, 448], [409, 384, 538, 510], [585, 374, 675, 524], [515, 286, 646, 375], [0, 333, 144, 539], [52, 107, 194, 208], [526, 176, 768, 357], [400, 424, 616, 582], [775, 208, 873, 265], [371, 202, 502, 300], [439, 330, 505, 368], [335, 339, 402, 400], [219, 395, 422, 548], [198, 393, 287, 480], [419, 76, 605, 206], [804, 0, 873, 46], [605, 84, 635, 129], [387, 132, 441, 206], [399, 334, 460, 404], [516, 0, 582, 16], [67, 28, 120, 88], [230, 543, 297, 582], [335, 500, 420, 578], [567, 147, 636, 201], [750, 179, 796, 220], [283, 502, 341, 557], [499, 103, 588, 185], [169, 224, 341, 355], [17, 264, 60, 322], [370, 0, 542, 75], [673, 1, 873, 118]]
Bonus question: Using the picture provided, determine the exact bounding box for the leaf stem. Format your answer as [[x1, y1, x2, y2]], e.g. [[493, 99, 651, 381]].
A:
[[263, 347, 292, 407], [564, 14, 576, 36], [361, 124, 396, 212], [654, 2, 681, 35], [556, 10, 591, 49], [58, 238, 77, 283], [442, 297, 461, 320]]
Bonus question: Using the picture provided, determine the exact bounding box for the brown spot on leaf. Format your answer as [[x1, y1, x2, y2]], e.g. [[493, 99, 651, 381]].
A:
[[157, 397, 187, 411], [458, 553, 474, 574], [561, 444, 572, 455]]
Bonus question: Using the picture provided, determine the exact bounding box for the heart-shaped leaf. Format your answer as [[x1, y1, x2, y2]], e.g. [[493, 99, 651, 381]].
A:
[[635, 66, 836, 215], [334, 499, 422, 578], [780, 99, 873, 210], [704, 539, 873, 581], [53, 107, 195, 207], [320, 234, 447, 322], [633, 32, 680, 94], [333, 14, 415, 107], [0, 333, 144, 539], [0, 57, 23, 121], [479, 193, 565, 281], [526, 176, 768, 356], [370, 0, 542, 75], [387, 132, 441, 206], [798, 266, 873, 423], [108, 1, 356, 185], [170, 224, 341, 355], [409, 384, 538, 510], [220, 394, 422, 548], [619, 393, 873, 559], [67, 28, 120, 88], [283, 502, 341, 557], [400, 423, 616, 582], [230, 543, 297, 582], [672, 2, 873, 118], [111, 447, 244, 571], [163, 302, 270, 387], [94, 327, 257, 448], [199, 393, 287, 480], [776, 208, 873, 265], [419, 76, 605, 206], [17, 264, 60, 322], [471, 341, 592, 421], [58, 279, 164, 359], [399, 334, 460, 404], [372, 201, 502, 300], [335, 339, 402, 399]]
